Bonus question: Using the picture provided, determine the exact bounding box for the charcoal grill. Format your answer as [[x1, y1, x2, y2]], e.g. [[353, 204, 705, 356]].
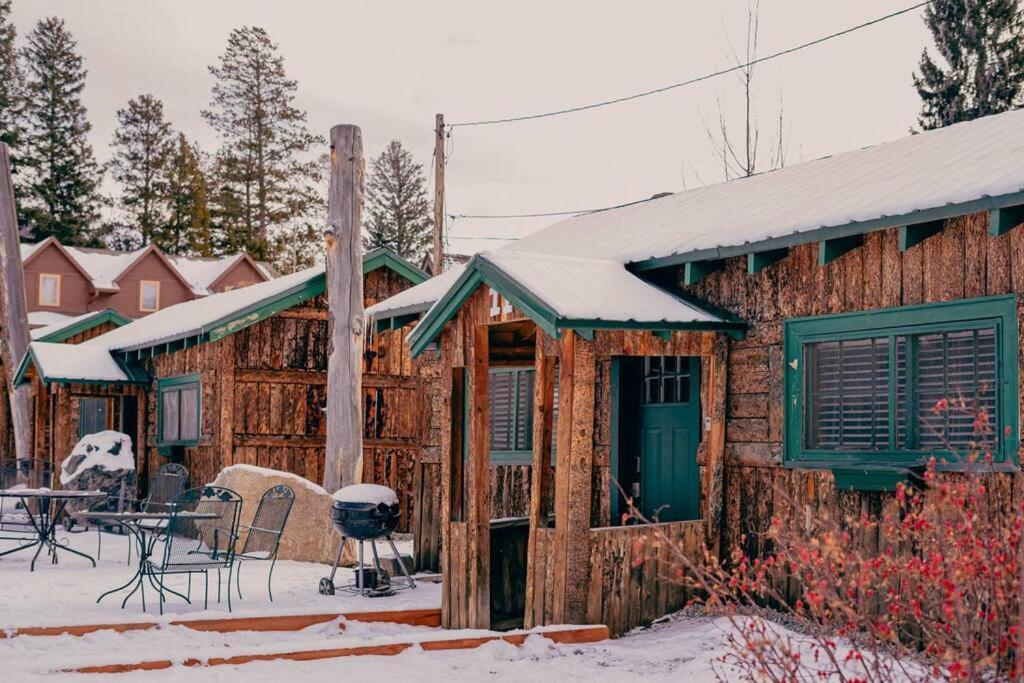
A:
[[318, 484, 416, 597]]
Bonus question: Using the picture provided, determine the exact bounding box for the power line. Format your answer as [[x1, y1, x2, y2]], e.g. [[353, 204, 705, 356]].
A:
[[448, 1, 932, 128], [448, 192, 673, 220]]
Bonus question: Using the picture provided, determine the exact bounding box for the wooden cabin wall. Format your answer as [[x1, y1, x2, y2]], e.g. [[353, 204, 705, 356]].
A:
[[682, 212, 1024, 565]]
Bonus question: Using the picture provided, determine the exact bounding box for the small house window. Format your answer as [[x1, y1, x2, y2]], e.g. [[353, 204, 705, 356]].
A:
[[38, 274, 60, 307], [785, 295, 1019, 468], [139, 281, 160, 312], [488, 366, 558, 464], [159, 375, 200, 446], [79, 397, 111, 437]]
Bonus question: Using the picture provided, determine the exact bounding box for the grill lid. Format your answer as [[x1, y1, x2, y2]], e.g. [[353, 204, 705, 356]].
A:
[[332, 483, 399, 507]]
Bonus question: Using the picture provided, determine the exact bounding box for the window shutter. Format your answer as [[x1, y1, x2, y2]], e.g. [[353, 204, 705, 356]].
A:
[[489, 371, 516, 451], [806, 337, 890, 450]]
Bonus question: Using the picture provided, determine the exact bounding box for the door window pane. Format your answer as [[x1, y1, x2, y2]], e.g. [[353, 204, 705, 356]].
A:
[[642, 356, 693, 405], [79, 397, 108, 437]]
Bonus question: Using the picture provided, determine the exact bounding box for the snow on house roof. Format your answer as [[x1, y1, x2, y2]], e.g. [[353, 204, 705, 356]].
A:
[[506, 107, 1024, 267], [27, 311, 73, 328], [30, 309, 129, 342], [21, 343, 133, 383], [83, 265, 325, 353], [366, 263, 466, 319], [482, 250, 722, 324], [21, 239, 273, 296]]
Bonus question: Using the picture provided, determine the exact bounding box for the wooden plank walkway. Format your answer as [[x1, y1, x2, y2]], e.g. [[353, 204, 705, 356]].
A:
[[66, 624, 610, 674], [1, 607, 441, 639]]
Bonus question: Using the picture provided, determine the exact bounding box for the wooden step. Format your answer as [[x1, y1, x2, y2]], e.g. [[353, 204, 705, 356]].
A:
[[66, 624, 610, 674], [1, 607, 441, 639]]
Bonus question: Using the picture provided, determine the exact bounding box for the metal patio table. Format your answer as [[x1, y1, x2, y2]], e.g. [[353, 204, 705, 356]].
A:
[[0, 488, 106, 570], [77, 510, 217, 612]]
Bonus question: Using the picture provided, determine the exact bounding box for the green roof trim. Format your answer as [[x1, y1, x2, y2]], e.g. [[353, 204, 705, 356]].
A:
[[628, 190, 1024, 273], [363, 247, 429, 285], [34, 309, 131, 344], [407, 254, 747, 357]]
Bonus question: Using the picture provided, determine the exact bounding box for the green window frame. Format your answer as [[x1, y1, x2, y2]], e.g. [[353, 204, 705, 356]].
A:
[[482, 366, 559, 465], [157, 373, 202, 447], [783, 295, 1019, 470]]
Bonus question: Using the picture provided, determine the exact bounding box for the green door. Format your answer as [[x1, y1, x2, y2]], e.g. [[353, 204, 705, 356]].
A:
[[638, 356, 701, 522]]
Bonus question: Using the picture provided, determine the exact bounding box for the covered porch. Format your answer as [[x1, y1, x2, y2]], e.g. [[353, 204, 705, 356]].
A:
[[400, 250, 744, 635]]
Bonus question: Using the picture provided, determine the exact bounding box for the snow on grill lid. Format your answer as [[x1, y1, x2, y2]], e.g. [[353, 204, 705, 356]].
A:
[[332, 484, 399, 506]]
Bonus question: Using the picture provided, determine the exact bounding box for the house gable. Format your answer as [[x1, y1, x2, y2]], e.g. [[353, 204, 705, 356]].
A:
[[21, 238, 95, 314], [100, 247, 196, 316], [208, 255, 269, 293]]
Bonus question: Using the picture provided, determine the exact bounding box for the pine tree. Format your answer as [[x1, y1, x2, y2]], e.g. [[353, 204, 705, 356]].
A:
[[363, 140, 433, 260], [0, 1, 26, 206], [914, 0, 1024, 130], [21, 17, 102, 244], [203, 26, 323, 260], [160, 134, 212, 256], [271, 213, 321, 274], [110, 94, 173, 247]]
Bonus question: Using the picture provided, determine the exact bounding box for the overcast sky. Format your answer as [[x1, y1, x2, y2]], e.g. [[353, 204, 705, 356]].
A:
[[11, 1, 931, 255]]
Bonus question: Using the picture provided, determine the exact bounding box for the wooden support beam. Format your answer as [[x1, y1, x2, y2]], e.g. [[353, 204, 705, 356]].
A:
[[683, 259, 725, 285], [746, 248, 788, 274], [818, 234, 863, 265], [324, 124, 365, 492], [898, 219, 944, 251], [990, 204, 1024, 236], [524, 335, 555, 629], [468, 325, 491, 629], [0, 143, 31, 459]]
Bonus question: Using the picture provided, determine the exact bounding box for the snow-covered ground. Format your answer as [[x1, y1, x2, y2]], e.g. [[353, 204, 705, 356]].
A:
[[0, 528, 431, 630]]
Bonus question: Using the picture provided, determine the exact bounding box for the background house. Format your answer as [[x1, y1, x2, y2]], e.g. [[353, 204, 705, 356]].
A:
[[20, 237, 274, 327]]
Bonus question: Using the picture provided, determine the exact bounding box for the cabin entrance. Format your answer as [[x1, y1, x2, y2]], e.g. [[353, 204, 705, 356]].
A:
[[617, 356, 701, 523]]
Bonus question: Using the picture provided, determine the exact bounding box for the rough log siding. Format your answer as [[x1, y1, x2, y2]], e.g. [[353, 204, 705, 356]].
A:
[[682, 214, 1024, 564]]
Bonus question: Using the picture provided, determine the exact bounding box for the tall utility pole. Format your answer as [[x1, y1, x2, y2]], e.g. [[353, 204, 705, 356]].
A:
[[0, 143, 31, 460], [323, 124, 364, 492], [432, 113, 445, 276]]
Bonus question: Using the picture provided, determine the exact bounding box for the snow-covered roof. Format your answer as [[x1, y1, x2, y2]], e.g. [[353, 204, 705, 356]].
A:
[[366, 264, 466, 319], [21, 238, 273, 296], [27, 311, 73, 329], [30, 309, 129, 342], [84, 265, 325, 353], [482, 250, 721, 324], [507, 108, 1024, 267], [20, 343, 133, 383]]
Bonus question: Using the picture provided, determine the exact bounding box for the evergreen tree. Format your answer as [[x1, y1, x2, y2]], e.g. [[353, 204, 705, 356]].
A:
[[21, 17, 102, 244], [110, 94, 173, 247], [160, 133, 212, 256], [0, 1, 26, 206], [914, 0, 1024, 130], [271, 211, 321, 274], [363, 140, 433, 260], [203, 26, 323, 260]]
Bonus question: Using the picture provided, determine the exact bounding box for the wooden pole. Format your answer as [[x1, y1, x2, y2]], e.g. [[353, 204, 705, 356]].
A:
[[432, 114, 445, 276], [323, 125, 364, 492], [0, 142, 31, 461]]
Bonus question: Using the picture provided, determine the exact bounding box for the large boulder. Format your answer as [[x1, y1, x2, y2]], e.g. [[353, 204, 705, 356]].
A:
[[60, 430, 137, 513], [212, 464, 352, 565]]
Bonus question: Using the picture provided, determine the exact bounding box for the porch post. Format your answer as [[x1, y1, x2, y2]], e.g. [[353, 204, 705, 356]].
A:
[[702, 332, 728, 556], [467, 324, 490, 628], [524, 329, 555, 628]]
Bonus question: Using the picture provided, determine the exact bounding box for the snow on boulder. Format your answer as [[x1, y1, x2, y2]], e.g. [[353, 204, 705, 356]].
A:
[[332, 483, 399, 507], [60, 430, 137, 513]]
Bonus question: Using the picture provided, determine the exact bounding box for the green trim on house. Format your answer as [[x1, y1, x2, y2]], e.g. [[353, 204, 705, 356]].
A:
[[783, 294, 1020, 469], [362, 247, 429, 285], [990, 204, 1024, 236], [12, 345, 149, 387], [628, 190, 1024, 272], [818, 234, 863, 265], [206, 275, 326, 343], [898, 220, 944, 251], [747, 248, 788, 274], [35, 309, 132, 344], [157, 373, 202, 447], [408, 255, 746, 357], [683, 259, 724, 284], [609, 357, 622, 523]]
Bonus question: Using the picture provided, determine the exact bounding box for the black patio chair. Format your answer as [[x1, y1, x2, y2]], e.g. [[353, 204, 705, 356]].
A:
[[233, 485, 294, 602], [143, 485, 242, 614], [0, 459, 54, 537]]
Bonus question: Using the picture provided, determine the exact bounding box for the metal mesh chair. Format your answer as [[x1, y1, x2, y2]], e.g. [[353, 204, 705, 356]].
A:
[[233, 485, 294, 602], [0, 459, 54, 536], [125, 463, 189, 562], [144, 485, 242, 614]]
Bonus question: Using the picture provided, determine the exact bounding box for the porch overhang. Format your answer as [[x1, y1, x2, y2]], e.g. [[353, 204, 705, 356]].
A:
[[407, 251, 747, 357], [14, 342, 149, 387]]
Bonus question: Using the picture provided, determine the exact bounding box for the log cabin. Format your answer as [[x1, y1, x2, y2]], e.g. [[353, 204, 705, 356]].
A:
[[11, 249, 428, 526], [366, 108, 1024, 636]]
